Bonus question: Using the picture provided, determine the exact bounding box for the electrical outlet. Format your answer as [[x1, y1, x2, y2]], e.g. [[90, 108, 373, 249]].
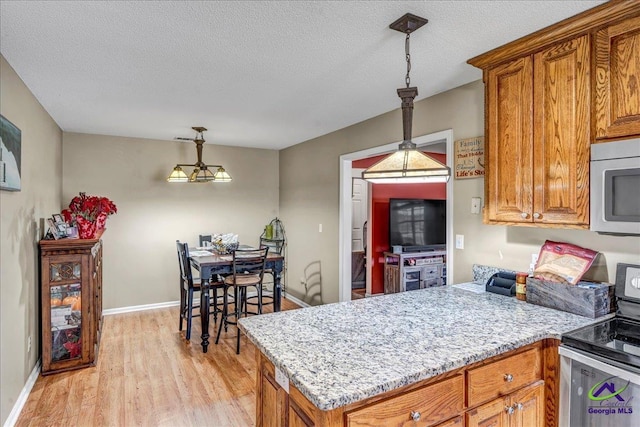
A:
[[27, 336, 31, 353], [318, 223, 323, 233], [455, 234, 464, 249]]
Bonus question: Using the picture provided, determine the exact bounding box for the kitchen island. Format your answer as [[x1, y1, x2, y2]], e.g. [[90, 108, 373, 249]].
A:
[[239, 285, 607, 427]]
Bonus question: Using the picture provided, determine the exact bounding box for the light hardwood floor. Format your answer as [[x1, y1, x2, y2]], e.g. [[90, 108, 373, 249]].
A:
[[17, 298, 301, 427]]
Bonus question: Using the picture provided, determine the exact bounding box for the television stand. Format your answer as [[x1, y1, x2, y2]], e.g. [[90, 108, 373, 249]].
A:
[[383, 250, 447, 294]]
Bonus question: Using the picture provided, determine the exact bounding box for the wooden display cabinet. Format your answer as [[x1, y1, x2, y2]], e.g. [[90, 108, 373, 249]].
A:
[[40, 231, 104, 375]]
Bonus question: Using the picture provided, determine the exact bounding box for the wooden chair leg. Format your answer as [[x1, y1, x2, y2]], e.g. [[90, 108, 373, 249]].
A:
[[186, 288, 194, 341], [212, 286, 218, 323], [236, 286, 243, 354], [179, 286, 185, 331], [215, 285, 228, 345]]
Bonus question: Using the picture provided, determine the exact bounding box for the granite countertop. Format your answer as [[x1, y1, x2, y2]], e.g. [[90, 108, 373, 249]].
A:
[[239, 285, 607, 411]]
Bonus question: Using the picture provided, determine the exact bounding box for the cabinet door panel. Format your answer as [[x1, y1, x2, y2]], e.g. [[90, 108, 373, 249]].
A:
[[466, 396, 509, 427], [260, 369, 287, 427], [511, 382, 545, 427], [595, 15, 640, 140], [486, 56, 534, 223], [289, 403, 315, 427], [533, 35, 590, 226]]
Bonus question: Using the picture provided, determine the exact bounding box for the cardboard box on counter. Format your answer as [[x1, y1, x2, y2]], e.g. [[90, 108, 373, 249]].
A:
[[526, 277, 615, 318]]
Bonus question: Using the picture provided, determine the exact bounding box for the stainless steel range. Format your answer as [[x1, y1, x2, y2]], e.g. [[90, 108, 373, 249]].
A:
[[559, 263, 640, 427]]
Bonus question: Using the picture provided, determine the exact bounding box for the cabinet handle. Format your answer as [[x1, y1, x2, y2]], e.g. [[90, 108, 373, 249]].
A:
[[520, 212, 528, 219], [504, 373, 514, 382], [515, 402, 524, 411], [410, 411, 421, 421], [505, 405, 515, 415], [533, 212, 541, 219]]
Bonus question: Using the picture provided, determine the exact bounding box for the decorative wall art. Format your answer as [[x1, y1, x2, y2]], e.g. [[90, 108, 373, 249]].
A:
[[454, 136, 484, 180], [0, 115, 22, 191]]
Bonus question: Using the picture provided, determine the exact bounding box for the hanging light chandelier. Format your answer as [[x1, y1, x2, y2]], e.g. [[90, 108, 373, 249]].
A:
[[362, 13, 451, 184], [167, 126, 232, 183]]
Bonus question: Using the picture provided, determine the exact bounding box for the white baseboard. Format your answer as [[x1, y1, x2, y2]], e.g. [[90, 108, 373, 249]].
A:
[[4, 359, 41, 427], [102, 300, 179, 316], [365, 292, 384, 298], [102, 291, 302, 316], [284, 294, 311, 308]]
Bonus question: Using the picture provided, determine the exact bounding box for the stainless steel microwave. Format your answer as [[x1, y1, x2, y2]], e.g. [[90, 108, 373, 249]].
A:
[[590, 138, 640, 235]]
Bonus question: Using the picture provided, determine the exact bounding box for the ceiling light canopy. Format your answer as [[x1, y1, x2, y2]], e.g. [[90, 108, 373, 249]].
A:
[[362, 13, 451, 184], [167, 127, 232, 183]]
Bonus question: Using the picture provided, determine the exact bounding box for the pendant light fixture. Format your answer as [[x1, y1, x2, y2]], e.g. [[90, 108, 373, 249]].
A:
[[362, 13, 451, 184], [167, 126, 232, 183]]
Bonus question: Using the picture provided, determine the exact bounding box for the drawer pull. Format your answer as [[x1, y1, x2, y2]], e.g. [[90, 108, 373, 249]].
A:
[[505, 405, 515, 415], [533, 212, 541, 219], [410, 411, 421, 421], [504, 373, 514, 382], [520, 212, 528, 219]]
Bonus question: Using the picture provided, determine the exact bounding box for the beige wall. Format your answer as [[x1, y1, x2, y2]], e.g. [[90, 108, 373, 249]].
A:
[[0, 56, 63, 425], [280, 79, 640, 304], [62, 133, 279, 309]]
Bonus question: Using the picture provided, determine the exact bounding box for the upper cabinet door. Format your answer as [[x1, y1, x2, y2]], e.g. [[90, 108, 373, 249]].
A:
[[533, 35, 590, 226], [486, 56, 534, 223], [595, 15, 640, 140]]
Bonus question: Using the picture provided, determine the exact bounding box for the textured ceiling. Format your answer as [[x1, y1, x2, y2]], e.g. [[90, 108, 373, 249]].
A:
[[0, 1, 605, 150]]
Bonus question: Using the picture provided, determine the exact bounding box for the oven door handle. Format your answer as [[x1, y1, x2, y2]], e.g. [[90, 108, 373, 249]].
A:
[[559, 346, 640, 384]]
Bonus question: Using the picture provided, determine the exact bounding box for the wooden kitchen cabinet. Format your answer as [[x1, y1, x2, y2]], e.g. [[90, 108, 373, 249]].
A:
[[256, 341, 556, 427], [345, 375, 463, 427], [483, 34, 590, 228], [469, 1, 640, 229], [257, 353, 288, 427], [40, 232, 104, 375], [466, 381, 544, 427], [594, 14, 640, 141], [435, 417, 464, 427]]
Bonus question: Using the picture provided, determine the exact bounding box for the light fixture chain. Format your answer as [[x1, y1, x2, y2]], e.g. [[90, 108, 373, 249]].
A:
[[405, 32, 411, 88]]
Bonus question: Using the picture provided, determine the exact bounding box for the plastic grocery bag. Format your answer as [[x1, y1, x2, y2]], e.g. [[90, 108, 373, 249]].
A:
[[533, 240, 598, 285]]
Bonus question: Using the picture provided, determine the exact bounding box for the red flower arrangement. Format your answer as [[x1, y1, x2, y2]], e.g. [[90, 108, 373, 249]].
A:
[[62, 192, 117, 238]]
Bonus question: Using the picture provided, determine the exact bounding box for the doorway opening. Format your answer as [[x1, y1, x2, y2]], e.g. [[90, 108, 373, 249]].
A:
[[338, 129, 454, 302]]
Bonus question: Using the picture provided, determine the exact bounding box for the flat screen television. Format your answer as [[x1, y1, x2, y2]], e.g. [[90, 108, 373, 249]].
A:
[[389, 198, 446, 249]]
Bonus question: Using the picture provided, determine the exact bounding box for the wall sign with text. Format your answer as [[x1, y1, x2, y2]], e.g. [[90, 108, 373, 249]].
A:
[[454, 136, 484, 179]]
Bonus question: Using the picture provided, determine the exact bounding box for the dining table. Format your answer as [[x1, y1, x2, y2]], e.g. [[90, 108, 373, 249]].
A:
[[189, 250, 284, 352]]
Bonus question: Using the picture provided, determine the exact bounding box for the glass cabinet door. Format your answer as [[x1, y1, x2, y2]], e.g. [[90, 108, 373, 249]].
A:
[[48, 261, 84, 365]]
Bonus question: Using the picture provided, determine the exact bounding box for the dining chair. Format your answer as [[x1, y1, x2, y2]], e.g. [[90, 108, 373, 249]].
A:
[[176, 240, 224, 341], [246, 241, 282, 311], [198, 234, 212, 247], [215, 246, 269, 354]]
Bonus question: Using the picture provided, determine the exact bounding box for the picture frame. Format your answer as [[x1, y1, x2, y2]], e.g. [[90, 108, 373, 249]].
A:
[[53, 214, 64, 224], [65, 226, 79, 239], [0, 115, 22, 191], [454, 136, 485, 180], [47, 218, 62, 240]]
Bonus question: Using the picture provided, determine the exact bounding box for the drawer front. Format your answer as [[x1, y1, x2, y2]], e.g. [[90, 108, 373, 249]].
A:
[[467, 347, 542, 407], [346, 375, 464, 427]]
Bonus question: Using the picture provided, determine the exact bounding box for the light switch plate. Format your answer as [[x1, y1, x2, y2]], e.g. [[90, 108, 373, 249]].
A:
[[455, 234, 464, 249], [471, 197, 481, 214]]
